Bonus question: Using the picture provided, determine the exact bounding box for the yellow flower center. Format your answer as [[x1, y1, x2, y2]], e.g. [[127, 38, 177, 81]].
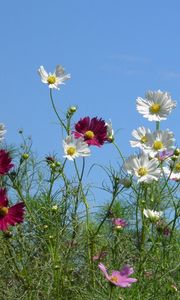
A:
[[47, 75, 56, 84], [141, 135, 148, 143], [0, 206, 9, 216], [110, 276, 118, 283], [138, 167, 148, 177], [150, 103, 161, 113], [84, 130, 94, 139], [174, 163, 180, 172], [153, 141, 163, 150], [67, 147, 76, 156]]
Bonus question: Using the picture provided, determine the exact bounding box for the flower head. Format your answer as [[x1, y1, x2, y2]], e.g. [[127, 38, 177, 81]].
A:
[[112, 218, 128, 229], [63, 135, 90, 160], [105, 120, 114, 142], [0, 150, 14, 175], [143, 209, 163, 222], [74, 117, 107, 147], [157, 150, 174, 161], [130, 126, 151, 149], [0, 188, 25, 231], [38, 65, 70, 89], [136, 90, 176, 121], [144, 129, 175, 158], [124, 152, 161, 183], [0, 124, 6, 142], [93, 251, 107, 261], [98, 263, 137, 287]]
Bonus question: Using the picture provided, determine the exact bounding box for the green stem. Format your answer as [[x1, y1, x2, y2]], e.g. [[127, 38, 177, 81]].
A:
[[156, 121, 160, 131], [49, 89, 67, 132], [94, 186, 124, 236], [112, 141, 125, 162]]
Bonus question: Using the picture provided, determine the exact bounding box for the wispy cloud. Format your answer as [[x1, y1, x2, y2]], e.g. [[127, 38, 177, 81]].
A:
[[160, 70, 180, 79], [100, 65, 144, 76], [108, 54, 149, 64]]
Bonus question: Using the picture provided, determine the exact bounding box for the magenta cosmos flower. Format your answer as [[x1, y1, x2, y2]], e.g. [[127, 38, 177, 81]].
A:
[[0, 149, 14, 175], [74, 117, 107, 147], [112, 218, 128, 229], [0, 188, 25, 231], [98, 263, 137, 288]]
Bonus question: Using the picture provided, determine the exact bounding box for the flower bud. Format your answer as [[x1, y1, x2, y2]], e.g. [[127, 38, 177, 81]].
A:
[[174, 148, 180, 156], [69, 106, 77, 113], [22, 153, 29, 160], [51, 205, 58, 212]]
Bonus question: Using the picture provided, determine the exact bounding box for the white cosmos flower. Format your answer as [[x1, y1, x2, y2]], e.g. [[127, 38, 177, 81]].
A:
[[123, 152, 161, 183], [143, 209, 163, 222], [163, 155, 180, 181], [130, 126, 151, 149], [63, 135, 90, 160], [38, 65, 71, 89], [144, 129, 175, 158], [105, 120, 114, 142], [0, 123, 6, 142], [136, 90, 176, 121]]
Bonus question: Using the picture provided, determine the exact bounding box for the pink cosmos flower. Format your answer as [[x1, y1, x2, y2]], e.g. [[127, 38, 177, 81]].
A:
[[0, 188, 25, 231], [112, 218, 128, 229], [93, 251, 107, 261], [0, 150, 14, 175], [98, 263, 137, 287], [74, 117, 107, 147], [157, 150, 174, 161]]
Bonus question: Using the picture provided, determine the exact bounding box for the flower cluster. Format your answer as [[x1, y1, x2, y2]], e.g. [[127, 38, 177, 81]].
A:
[[124, 90, 178, 184], [0, 127, 25, 231], [38, 65, 115, 161]]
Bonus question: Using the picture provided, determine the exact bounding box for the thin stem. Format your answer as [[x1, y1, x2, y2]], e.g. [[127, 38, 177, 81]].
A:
[[156, 121, 160, 131], [94, 186, 124, 236], [49, 89, 67, 132], [112, 141, 125, 162]]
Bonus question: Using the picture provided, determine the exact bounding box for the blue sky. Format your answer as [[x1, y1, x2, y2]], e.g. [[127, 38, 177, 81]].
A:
[[1, 0, 180, 182]]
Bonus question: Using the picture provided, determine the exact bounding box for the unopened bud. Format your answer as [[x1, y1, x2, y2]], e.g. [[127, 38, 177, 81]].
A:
[[174, 148, 180, 156], [69, 106, 77, 113], [52, 205, 58, 212], [22, 153, 29, 160]]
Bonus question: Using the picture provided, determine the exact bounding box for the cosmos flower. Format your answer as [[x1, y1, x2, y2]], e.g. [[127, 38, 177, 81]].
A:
[[74, 117, 107, 147], [93, 251, 107, 261], [105, 120, 114, 142], [38, 65, 70, 89], [63, 135, 90, 160], [0, 124, 6, 142], [98, 263, 137, 287], [157, 150, 174, 161], [143, 209, 163, 222], [143, 129, 175, 158], [0, 188, 25, 231], [123, 152, 161, 183], [0, 150, 14, 175], [136, 90, 176, 121], [112, 218, 128, 229], [130, 126, 151, 149]]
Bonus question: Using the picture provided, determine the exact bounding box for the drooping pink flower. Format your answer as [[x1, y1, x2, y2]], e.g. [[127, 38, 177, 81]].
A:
[[93, 251, 107, 261], [0, 188, 25, 231], [112, 218, 128, 229], [157, 150, 174, 161], [74, 117, 107, 147], [0, 150, 14, 175], [98, 263, 137, 287]]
